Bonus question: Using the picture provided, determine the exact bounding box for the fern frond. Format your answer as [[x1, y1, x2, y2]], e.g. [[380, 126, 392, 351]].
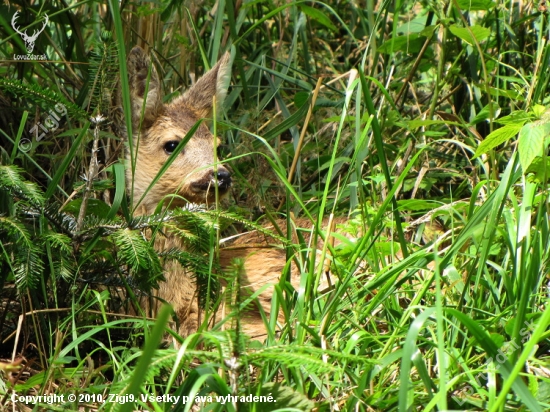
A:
[[14, 246, 44, 290], [0, 165, 44, 207], [56, 256, 75, 282], [87, 31, 119, 116], [43, 231, 75, 281], [161, 220, 206, 253], [112, 228, 149, 270], [42, 231, 72, 253], [128, 213, 167, 230], [0, 216, 32, 246], [112, 228, 163, 291], [0, 79, 87, 120], [81, 214, 124, 233]]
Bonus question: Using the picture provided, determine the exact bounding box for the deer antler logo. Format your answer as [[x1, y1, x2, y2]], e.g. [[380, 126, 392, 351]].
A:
[[11, 11, 49, 54]]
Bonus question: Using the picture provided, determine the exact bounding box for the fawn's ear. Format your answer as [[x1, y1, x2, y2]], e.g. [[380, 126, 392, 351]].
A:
[[126, 46, 162, 129], [183, 52, 231, 119]]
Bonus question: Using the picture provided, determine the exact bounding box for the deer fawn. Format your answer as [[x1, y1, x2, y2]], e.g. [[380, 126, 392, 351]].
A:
[[115, 46, 232, 336], [116, 47, 337, 338]]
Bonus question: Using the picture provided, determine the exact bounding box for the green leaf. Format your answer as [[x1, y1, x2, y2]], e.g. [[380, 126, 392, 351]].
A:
[[62, 198, 111, 218], [495, 110, 531, 126], [470, 102, 500, 125], [518, 123, 550, 172], [532, 104, 546, 118], [378, 33, 426, 54], [397, 199, 445, 211], [119, 305, 172, 412], [449, 24, 491, 45], [45, 125, 90, 199], [525, 157, 550, 183], [263, 97, 310, 141], [456, 0, 496, 10], [486, 86, 523, 100], [299, 5, 337, 31], [106, 162, 126, 220], [294, 91, 310, 108], [489, 333, 506, 347], [473, 124, 522, 158]]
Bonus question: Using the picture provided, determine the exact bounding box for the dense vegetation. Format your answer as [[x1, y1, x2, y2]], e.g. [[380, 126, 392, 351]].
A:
[[1, 0, 550, 410]]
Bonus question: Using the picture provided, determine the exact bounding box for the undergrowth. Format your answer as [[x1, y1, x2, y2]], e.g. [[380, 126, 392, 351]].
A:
[[1, 0, 550, 411]]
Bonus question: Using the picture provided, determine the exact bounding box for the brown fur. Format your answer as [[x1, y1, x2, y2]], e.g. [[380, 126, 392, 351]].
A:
[[115, 47, 232, 335], [218, 217, 344, 337], [118, 46, 232, 212], [116, 47, 345, 339]]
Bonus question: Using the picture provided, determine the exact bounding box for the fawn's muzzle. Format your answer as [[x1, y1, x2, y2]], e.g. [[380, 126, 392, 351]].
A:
[[191, 167, 232, 195]]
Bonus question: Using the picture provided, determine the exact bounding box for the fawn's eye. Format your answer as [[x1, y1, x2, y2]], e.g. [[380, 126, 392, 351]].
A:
[[164, 141, 180, 154]]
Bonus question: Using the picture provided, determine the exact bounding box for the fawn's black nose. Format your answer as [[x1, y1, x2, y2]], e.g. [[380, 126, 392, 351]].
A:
[[215, 168, 232, 192], [190, 167, 231, 196]]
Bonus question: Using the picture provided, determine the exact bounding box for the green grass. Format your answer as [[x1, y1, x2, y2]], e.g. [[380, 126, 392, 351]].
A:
[[1, 0, 550, 411]]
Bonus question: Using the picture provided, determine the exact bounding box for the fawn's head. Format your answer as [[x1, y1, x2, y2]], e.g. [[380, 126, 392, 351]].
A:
[[121, 46, 232, 213]]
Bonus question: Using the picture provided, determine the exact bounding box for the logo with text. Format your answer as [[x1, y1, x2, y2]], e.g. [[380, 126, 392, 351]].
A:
[[11, 11, 48, 60]]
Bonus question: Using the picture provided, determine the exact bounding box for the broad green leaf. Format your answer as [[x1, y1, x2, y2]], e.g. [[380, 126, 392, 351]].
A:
[[473, 124, 522, 158], [495, 110, 531, 125], [378, 33, 426, 54], [470, 102, 500, 125], [397, 16, 432, 35], [299, 5, 337, 31], [449, 24, 491, 45], [489, 333, 506, 347], [445, 265, 465, 294], [518, 122, 550, 172], [525, 157, 550, 183], [62, 198, 111, 218], [456, 0, 496, 10], [420, 25, 437, 37], [533, 104, 546, 118], [487, 86, 523, 100]]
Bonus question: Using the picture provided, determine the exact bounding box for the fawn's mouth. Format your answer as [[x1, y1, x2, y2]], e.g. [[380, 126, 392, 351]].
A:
[[190, 182, 231, 199], [190, 169, 232, 199], [185, 183, 231, 207]]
